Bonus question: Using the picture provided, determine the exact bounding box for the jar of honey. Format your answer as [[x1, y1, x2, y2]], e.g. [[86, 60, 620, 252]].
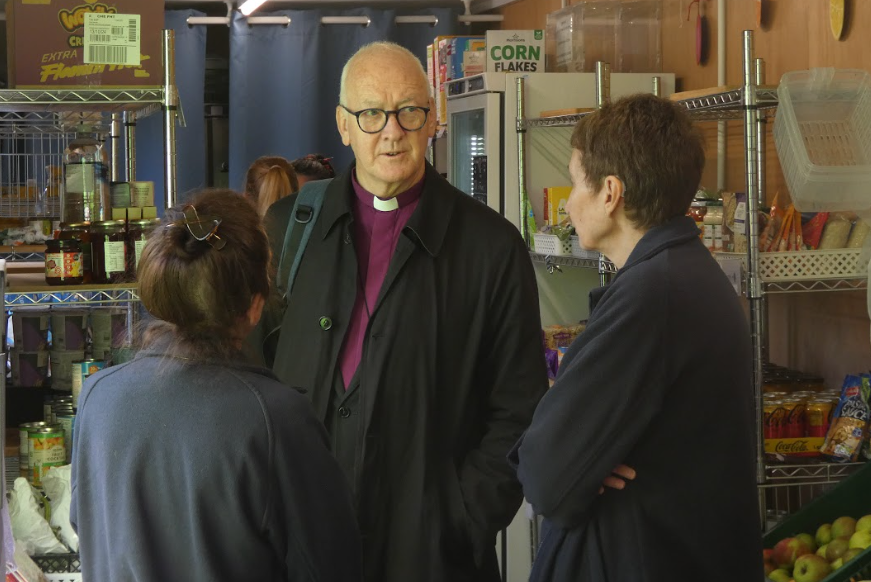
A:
[[90, 220, 127, 284]]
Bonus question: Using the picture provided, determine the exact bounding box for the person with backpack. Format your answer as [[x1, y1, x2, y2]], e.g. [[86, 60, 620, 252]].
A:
[[259, 41, 548, 582]]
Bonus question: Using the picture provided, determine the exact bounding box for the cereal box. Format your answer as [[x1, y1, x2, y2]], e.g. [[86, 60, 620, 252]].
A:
[[485, 30, 545, 73]]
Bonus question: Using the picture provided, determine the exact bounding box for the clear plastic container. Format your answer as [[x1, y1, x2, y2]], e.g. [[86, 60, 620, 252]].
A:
[[545, 5, 581, 72], [62, 130, 111, 224], [617, 0, 662, 73], [578, 1, 619, 73], [774, 68, 871, 212]]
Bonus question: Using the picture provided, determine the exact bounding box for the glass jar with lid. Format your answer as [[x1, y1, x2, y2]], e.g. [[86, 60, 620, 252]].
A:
[[45, 238, 83, 286], [62, 129, 110, 224], [59, 222, 92, 284], [90, 220, 127, 284], [126, 218, 161, 277]]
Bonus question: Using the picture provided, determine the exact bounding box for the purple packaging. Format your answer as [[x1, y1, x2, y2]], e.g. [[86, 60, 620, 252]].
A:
[[11, 311, 49, 351], [50, 309, 87, 351]]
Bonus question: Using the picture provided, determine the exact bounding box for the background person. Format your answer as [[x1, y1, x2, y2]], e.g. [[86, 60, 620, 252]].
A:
[[245, 155, 300, 217], [291, 153, 336, 188]]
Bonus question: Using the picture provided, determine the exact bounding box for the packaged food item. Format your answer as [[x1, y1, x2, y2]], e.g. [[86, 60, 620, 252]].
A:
[[791, 207, 803, 251], [759, 192, 784, 252], [820, 374, 870, 462], [818, 213, 853, 249], [542, 323, 585, 350], [802, 212, 829, 250], [763, 400, 787, 439], [847, 219, 870, 248], [774, 204, 794, 252]]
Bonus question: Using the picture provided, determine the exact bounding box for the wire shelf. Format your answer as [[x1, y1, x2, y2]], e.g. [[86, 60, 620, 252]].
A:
[[529, 252, 617, 273], [764, 278, 868, 293], [5, 285, 139, 306], [764, 461, 864, 483], [0, 88, 164, 113]]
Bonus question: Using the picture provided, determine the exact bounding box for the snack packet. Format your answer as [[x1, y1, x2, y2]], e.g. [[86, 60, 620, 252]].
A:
[[759, 192, 783, 252], [821, 374, 871, 462], [802, 213, 829, 250]]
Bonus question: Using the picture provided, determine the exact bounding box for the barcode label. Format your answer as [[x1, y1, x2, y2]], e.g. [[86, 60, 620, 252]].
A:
[[84, 13, 141, 66], [88, 45, 128, 65]]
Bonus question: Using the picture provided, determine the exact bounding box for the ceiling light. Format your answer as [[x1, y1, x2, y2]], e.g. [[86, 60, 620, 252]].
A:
[[239, 0, 268, 16]]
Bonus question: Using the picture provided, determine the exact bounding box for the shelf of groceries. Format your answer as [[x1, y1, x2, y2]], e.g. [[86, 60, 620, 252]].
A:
[[522, 85, 781, 129]]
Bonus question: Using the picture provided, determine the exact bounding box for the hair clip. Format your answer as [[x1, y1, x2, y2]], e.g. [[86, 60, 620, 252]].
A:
[[178, 204, 226, 250]]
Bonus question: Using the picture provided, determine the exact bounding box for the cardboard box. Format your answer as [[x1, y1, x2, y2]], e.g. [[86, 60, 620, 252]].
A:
[[6, 0, 164, 89], [485, 30, 545, 73], [110, 181, 130, 208], [543, 186, 572, 226]]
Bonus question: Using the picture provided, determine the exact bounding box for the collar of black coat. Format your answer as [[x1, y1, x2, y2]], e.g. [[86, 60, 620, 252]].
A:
[[613, 215, 701, 280], [318, 160, 455, 257]]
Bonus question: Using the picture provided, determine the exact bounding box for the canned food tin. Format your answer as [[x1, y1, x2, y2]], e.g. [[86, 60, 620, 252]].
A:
[[29, 425, 65, 487], [782, 399, 808, 438], [807, 399, 834, 438], [72, 359, 106, 407], [18, 421, 48, 476], [764, 400, 787, 439], [56, 414, 76, 464]]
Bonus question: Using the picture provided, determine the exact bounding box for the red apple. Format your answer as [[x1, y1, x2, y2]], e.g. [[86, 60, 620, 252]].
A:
[[793, 554, 832, 582], [773, 537, 813, 569], [763, 548, 774, 562], [763, 561, 777, 576]]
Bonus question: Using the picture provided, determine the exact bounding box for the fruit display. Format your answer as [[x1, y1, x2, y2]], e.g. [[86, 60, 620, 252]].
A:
[[764, 514, 871, 582]]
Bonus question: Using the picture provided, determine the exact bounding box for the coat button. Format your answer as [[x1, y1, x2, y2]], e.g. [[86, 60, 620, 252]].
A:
[[319, 316, 332, 330], [338, 406, 351, 418], [344, 232, 352, 244]]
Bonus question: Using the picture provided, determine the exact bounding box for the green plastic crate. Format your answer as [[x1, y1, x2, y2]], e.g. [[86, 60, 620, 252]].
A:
[[763, 462, 871, 582]]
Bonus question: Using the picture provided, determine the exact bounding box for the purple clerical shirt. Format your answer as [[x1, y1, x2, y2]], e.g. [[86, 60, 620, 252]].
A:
[[337, 171, 424, 389]]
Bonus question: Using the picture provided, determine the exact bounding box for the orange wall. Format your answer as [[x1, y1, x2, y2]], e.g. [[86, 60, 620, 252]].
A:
[[497, 0, 871, 386]]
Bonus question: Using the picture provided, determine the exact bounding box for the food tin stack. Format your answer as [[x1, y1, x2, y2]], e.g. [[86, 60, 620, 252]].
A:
[[19, 421, 66, 487]]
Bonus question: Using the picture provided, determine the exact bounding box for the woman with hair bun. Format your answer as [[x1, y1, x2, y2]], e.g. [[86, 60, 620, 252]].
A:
[[245, 156, 300, 217], [70, 189, 361, 582], [291, 153, 336, 188]]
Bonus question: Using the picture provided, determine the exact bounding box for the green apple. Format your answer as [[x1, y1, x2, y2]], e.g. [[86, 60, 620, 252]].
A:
[[793, 554, 832, 582], [767, 568, 792, 582], [856, 515, 871, 533], [816, 523, 833, 546], [831, 557, 844, 570], [796, 533, 817, 552], [816, 543, 828, 558], [843, 547, 864, 563], [850, 529, 871, 550], [763, 561, 777, 576], [826, 537, 851, 562], [832, 516, 858, 539]]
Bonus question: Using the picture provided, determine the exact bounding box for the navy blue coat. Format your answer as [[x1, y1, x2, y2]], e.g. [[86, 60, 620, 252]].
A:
[[71, 341, 362, 582], [511, 217, 763, 582]]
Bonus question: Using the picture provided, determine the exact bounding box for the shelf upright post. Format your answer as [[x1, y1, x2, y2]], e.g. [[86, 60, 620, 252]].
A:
[[123, 111, 137, 182], [163, 30, 179, 211], [756, 57, 770, 367], [652, 76, 661, 98], [741, 30, 766, 527], [596, 62, 613, 286], [110, 113, 124, 182], [595, 62, 611, 108], [516, 76, 529, 247], [0, 259, 5, 572]]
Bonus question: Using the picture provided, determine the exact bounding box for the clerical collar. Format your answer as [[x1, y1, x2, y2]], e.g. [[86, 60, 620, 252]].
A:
[[351, 169, 425, 212]]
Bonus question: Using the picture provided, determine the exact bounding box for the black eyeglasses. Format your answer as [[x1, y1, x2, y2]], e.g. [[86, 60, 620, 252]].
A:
[[340, 104, 430, 134]]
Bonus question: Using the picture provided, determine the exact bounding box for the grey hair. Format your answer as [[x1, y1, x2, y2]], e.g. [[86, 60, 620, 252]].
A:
[[338, 41, 430, 105]]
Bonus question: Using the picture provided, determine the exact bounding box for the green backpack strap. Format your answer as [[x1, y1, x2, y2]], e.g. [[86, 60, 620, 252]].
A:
[[277, 178, 331, 297]]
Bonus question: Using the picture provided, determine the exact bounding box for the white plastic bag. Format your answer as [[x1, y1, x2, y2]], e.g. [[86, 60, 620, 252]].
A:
[[41, 466, 78, 553], [8, 478, 66, 555]]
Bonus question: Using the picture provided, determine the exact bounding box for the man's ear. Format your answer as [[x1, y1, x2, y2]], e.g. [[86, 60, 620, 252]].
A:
[[426, 96, 437, 139], [336, 106, 351, 146], [602, 175, 625, 217]]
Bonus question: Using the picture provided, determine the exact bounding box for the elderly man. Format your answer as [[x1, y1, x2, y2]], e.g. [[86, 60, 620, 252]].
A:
[[511, 94, 763, 582], [262, 42, 548, 582]]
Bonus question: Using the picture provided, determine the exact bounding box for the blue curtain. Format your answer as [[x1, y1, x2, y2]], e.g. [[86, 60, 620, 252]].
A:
[[228, 7, 462, 191], [136, 10, 207, 213]]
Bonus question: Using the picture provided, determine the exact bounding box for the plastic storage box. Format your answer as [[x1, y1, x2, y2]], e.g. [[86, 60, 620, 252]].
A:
[[762, 461, 871, 582], [774, 68, 871, 212], [617, 0, 662, 73], [533, 233, 572, 256]]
